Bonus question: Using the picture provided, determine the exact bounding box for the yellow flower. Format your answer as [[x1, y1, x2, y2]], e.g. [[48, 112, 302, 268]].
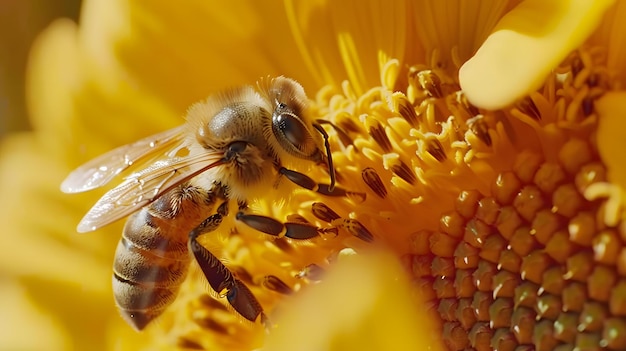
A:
[[3, 0, 626, 350]]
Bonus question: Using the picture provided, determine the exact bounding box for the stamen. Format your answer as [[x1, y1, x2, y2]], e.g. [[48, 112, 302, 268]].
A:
[[361, 167, 387, 199], [365, 117, 393, 153], [263, 276, 293, 295]]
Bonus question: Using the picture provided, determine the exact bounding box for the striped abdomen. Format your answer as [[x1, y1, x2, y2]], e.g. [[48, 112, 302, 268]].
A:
[[112, 184, 215, 330]]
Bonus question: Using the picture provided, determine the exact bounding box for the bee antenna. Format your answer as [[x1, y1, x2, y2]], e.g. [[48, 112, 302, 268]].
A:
[[313, 123, 336, 191]]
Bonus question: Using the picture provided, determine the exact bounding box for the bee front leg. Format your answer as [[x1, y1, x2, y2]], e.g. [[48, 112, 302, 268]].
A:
[[188, 203, 266, 324]]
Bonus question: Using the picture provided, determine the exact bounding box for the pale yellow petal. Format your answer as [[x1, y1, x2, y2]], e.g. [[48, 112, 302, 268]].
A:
[[460, 0, 614, 110]]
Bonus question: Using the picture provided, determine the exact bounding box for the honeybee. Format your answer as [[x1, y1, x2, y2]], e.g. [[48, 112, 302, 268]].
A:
[[61, 76, 355, 331]]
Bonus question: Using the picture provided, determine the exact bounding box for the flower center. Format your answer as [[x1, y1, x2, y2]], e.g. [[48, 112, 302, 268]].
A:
[[148, 47, 624, 351]]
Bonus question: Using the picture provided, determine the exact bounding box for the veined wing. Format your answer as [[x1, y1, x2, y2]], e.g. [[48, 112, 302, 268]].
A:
[[61, 126, 187, 193], [77, 151, 226, 233]]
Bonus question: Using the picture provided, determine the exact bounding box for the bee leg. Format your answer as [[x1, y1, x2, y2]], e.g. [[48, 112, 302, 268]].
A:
[[311, 202, 374, 242], [236, 211, 324, 240], [315, 119, 353, 147], [188, 205, 266, 324], [279, 167, 356, 197]]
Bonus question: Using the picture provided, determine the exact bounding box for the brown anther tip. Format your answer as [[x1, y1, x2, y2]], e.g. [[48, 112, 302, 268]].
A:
[[263, 275, 293, 295], [366, 118, 392, 153], [397, 95, 419, 126], [390, 160, 417, 185], [426, 138, 447, 162], [361, 167, 387, 199]]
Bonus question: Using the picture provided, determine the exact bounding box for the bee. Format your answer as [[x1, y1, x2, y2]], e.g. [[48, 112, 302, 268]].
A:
[[60, 76, 354, 331]]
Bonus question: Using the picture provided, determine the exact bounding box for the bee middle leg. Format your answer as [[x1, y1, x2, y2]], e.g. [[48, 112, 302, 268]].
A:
[[188, 201, 266, 324]]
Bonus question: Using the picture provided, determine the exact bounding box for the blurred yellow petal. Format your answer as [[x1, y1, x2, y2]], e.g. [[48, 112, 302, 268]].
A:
[[460, 0, 614, 109], [263, 251, 444, 351], [0, 280, 69, 351]]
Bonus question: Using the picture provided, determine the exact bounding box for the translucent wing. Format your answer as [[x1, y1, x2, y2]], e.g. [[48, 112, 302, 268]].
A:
[[61, 126, 187, 193], [77, 151, 226, 233]]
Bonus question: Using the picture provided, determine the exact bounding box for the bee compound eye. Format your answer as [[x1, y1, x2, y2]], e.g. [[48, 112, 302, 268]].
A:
[[273, 112, 319, 160], [274, 113, 307, 148]]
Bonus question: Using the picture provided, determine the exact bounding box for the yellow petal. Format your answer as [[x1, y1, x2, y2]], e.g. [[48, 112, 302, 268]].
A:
[[285, 0, 408, 94], [411, 0, 512, 68], [263, 250, 444, 351], [460, 0, 614, 110]]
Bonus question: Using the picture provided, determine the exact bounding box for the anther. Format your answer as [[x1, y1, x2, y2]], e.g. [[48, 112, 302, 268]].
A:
[[311, 202, 340, 223], [425, 138, 446, 162], [516, 96, 541, 120], [365, 117, 392, 153], [361, 167, 387, 198], [390, 160, 417, 185], [397, 95, 419, 126], [468, 116, 492, 146], [263, 275, 293, 295]]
